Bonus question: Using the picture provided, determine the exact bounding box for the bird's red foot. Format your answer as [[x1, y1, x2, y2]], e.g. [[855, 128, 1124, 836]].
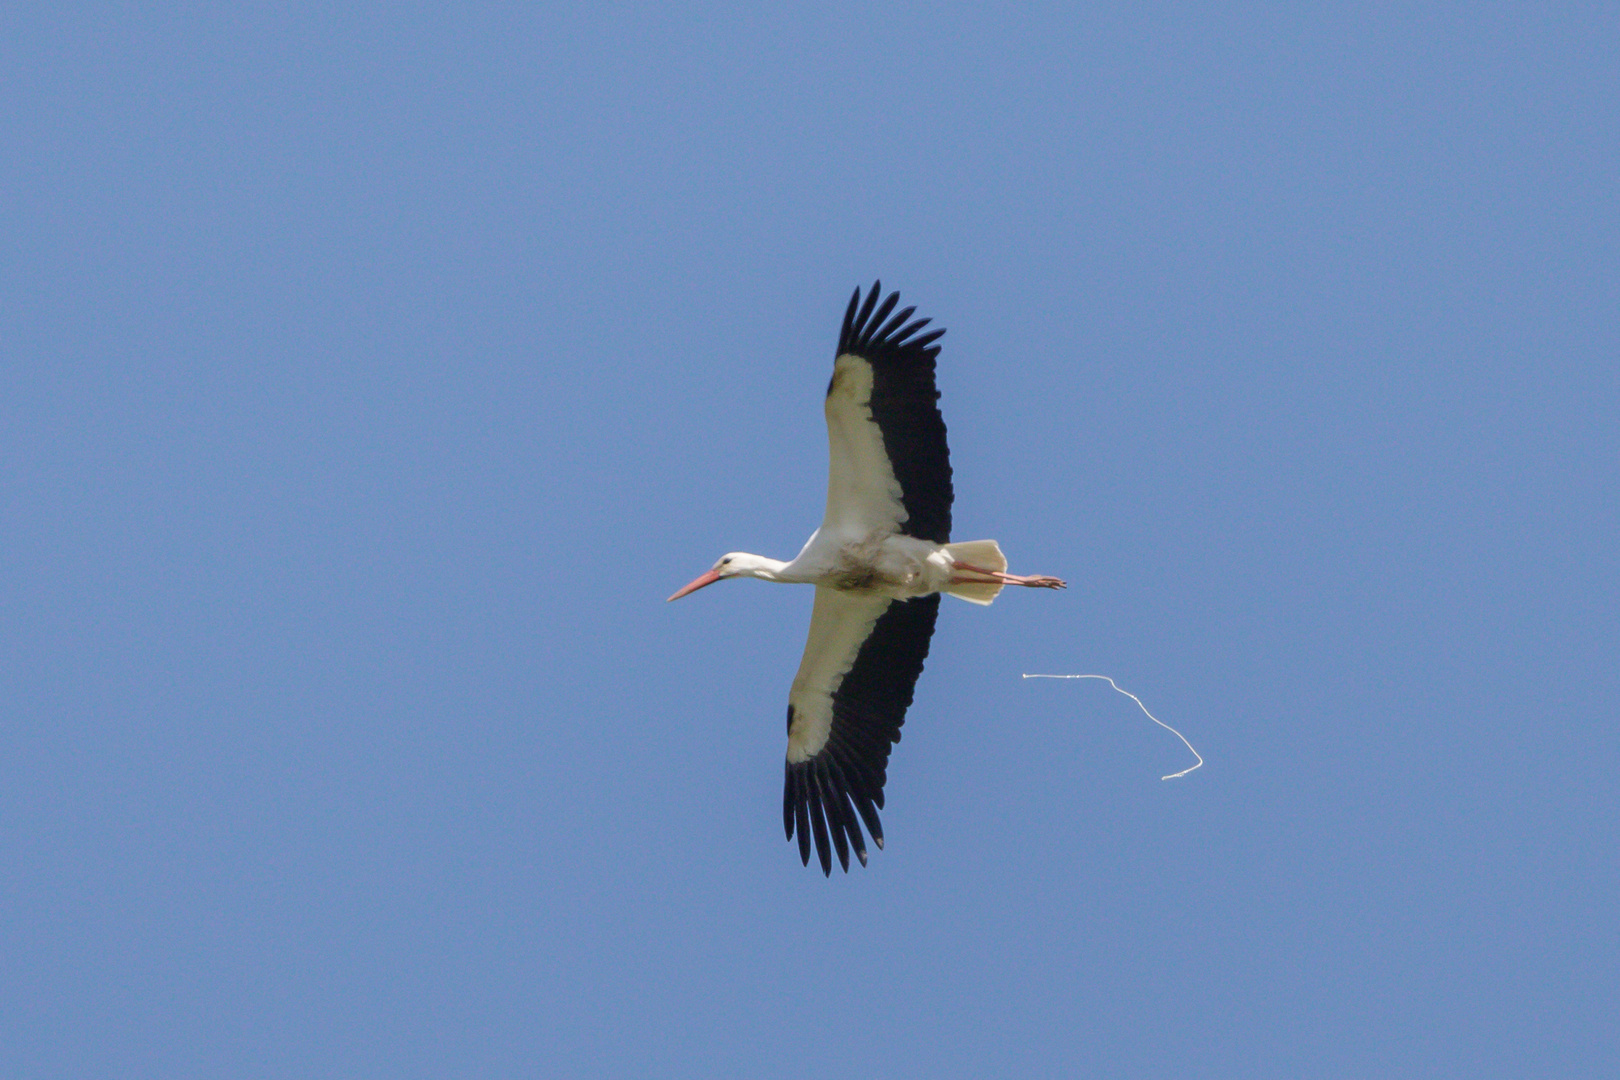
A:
[[951, 562, 1067, 589], [1018, 575, 1067, 589]]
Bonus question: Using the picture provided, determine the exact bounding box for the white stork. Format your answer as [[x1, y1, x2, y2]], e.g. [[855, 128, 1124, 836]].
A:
[[669, 282, 1065, 875]]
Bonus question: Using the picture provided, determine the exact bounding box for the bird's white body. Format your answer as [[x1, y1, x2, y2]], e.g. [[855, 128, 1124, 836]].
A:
[[718, 532, 1007, 601]]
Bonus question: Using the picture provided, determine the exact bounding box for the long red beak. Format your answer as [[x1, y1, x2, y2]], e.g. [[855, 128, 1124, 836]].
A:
[[667, 569, 723, 602]]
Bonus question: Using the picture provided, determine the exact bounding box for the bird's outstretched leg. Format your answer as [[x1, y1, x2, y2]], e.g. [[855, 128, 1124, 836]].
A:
[[951, 561, 1067, 589]]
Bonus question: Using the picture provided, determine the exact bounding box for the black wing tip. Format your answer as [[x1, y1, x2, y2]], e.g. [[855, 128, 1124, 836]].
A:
[[785, 758, 880, 876], [838, 281, 946, 360]]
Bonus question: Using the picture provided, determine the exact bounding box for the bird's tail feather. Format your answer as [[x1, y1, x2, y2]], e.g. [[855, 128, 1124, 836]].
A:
[[942, 539, 1007, 605]]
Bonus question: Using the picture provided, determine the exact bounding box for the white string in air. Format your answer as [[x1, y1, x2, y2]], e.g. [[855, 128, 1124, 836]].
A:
[[1021, 674, 1203, 780]]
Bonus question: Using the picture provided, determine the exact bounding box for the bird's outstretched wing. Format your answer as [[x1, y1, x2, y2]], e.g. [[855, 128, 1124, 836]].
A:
[[821, 282, 952, 544], [784, 587, 941, 874]]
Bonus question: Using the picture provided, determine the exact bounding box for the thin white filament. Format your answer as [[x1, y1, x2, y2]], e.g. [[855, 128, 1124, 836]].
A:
[[1022, 674, 1203, 780]]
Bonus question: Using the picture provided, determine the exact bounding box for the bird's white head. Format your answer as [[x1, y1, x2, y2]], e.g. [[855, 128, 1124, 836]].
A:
[[666, 552, 781, 601]]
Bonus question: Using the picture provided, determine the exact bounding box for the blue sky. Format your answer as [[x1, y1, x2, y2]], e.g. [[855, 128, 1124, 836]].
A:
[[4, 4, 1616, 1076]]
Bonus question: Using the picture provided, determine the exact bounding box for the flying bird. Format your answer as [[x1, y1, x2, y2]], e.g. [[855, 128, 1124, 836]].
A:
[[669, 282, 1065, 875]]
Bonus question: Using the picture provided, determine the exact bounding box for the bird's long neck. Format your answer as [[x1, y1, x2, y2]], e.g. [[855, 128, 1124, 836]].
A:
[[739, 555, 795, 582]]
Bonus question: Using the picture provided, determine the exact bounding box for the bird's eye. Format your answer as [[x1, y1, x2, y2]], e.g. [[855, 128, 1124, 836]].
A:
[[721, 557, 732, 565]]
